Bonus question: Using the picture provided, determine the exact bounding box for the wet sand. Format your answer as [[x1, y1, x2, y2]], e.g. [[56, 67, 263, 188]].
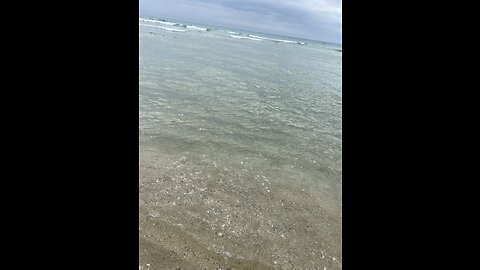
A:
[[139, 144, 341, 270]]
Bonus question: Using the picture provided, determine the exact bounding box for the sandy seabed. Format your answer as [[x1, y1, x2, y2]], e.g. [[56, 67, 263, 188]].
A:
[[139, 144, 341, 270]]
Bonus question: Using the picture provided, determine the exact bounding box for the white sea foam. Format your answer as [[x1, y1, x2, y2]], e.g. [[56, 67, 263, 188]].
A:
[[139, 18, 187, 28], [248, 35, 264, 39], [140, 18, 177, 26], [229, 35, 262, 41], [140, 23, 186, 32], [186, 25, 207, 31], [247, 34, 305, 44]]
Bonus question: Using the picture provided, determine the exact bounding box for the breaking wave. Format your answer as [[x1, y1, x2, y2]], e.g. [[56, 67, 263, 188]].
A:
[[186, 25, 208, 31], [248, 34, 306, 45], [139, 23, 186, 32], [139, 18, 186, 28], [229, 35, 262, 41]]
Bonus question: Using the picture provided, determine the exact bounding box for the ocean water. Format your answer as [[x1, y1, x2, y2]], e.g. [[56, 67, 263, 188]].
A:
[[139, 17, 342, 270]]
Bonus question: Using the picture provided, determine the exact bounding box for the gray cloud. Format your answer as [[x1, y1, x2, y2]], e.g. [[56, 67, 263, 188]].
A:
[[140, 0, 341, 43]]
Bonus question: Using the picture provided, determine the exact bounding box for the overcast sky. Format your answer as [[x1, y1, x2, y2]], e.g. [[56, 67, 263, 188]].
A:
[[140, 0, 342, 44]]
